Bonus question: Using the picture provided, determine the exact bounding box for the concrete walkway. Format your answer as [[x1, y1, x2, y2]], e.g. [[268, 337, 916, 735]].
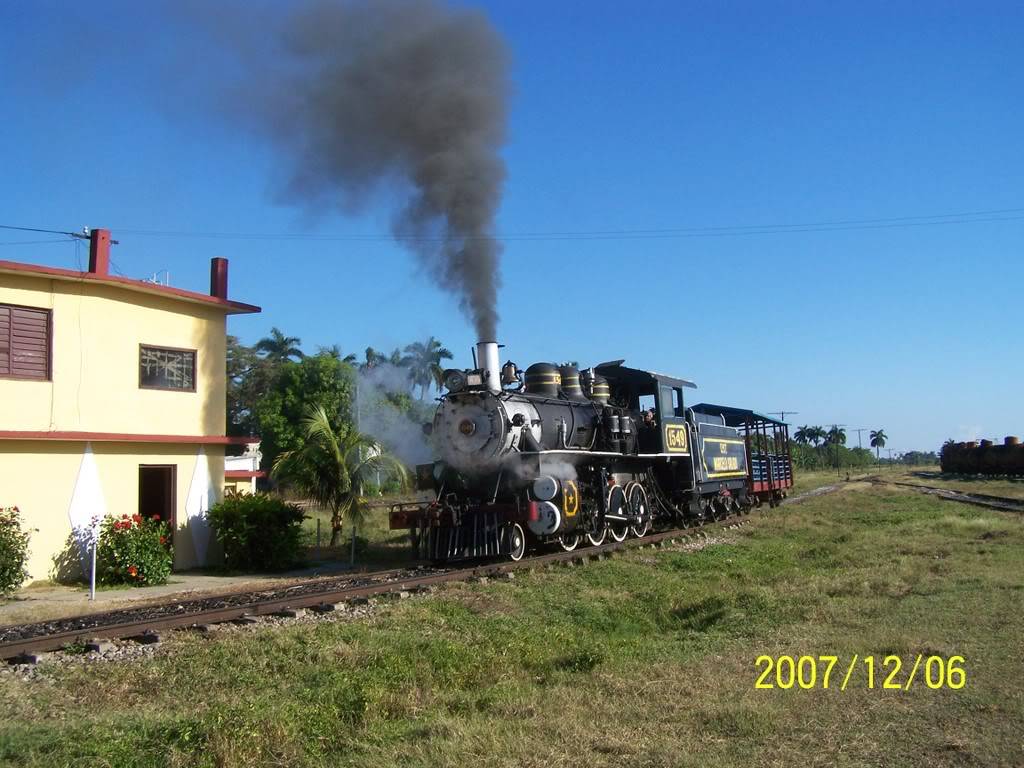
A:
[[1, 560, 360, 627]]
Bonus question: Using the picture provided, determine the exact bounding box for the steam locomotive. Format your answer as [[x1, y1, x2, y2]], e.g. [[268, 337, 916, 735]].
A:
[[390, 341, 794, 562]]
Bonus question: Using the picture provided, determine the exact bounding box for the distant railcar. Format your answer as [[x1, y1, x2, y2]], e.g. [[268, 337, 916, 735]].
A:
[[941, 437, 1023, 476]]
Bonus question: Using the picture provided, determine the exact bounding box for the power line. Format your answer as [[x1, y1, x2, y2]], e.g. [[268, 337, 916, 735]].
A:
[[110, 205, 1024, 243], [4, 206, 1022, 246], [0, 224, 87, 239]]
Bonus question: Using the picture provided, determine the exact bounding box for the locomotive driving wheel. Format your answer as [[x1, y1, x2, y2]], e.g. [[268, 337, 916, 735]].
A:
[[607, 485, 630, 542], [508, 523, 526, 561], [586, 523, 606, 547], [627, 483, 651, 538], [558, 533, 581, 551]]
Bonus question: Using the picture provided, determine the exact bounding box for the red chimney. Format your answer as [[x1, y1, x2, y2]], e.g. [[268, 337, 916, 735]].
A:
[[88, 228, 111, 275], [210, 257, 229, 299]]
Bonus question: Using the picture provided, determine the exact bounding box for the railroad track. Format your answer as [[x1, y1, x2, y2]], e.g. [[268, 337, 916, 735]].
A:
[[0, 485, 833, 663], [866, 476, 1024, 513]]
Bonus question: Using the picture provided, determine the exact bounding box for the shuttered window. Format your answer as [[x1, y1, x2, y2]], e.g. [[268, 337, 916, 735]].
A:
[[0, 303, 51, 380]]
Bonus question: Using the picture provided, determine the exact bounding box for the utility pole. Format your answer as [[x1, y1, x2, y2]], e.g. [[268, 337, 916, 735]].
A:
[[768, 411, 799, 423], [850, 428, 869, 450], [886, 448, 894, 469]]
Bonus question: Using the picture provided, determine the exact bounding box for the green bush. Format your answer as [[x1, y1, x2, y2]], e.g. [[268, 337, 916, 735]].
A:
[[0, 506, 32, 595], [207, 492, 305, 571], [96, 513, 173, 586]]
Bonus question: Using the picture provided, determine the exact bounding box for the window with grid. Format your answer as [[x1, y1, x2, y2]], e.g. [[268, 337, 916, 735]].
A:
[[139, 345, 196, 391], [0, 303, 51, 380]]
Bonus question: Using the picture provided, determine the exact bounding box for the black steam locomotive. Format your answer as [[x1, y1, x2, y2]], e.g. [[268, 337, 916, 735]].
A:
[[390, 342, 794, 562]]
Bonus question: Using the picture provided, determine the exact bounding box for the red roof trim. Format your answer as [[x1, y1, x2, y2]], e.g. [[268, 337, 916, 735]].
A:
[[0, 259, 261, 315], [225, 469, 266, 479], [0, 430, 258, 445]]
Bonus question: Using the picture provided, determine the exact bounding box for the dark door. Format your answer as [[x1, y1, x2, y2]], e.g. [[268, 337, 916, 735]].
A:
[[139, 465, 176, 527]]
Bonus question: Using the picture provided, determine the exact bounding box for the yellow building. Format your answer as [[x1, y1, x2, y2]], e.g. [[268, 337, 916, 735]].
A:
[[0, 229, 260, 582]]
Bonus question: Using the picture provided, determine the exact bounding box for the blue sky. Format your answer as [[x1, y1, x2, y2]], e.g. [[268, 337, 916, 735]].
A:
[[1, 1, 1021, 452]]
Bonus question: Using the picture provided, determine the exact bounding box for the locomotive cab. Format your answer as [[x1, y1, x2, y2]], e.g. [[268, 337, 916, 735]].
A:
[[593, 361, 696, 456]]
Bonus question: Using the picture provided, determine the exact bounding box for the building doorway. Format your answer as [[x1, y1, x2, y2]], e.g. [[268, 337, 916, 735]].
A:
[[139, 465, 176, 526]]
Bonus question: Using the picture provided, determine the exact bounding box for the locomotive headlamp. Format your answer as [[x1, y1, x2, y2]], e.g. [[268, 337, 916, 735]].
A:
[[443, 369, 467, 393], [458, 419, 477, 436]]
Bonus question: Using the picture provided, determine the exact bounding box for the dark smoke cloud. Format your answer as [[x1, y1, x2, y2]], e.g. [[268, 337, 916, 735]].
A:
[[224, 0, 509, 340]]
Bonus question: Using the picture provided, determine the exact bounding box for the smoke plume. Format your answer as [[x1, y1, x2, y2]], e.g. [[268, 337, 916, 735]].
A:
[[229, 0, 509, 339]]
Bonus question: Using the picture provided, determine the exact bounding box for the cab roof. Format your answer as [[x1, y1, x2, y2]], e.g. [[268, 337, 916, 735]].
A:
[[594, 360, 697, 390]]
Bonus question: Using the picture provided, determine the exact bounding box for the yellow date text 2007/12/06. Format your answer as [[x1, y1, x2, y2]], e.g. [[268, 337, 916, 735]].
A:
[[754, 655, 966, 691]]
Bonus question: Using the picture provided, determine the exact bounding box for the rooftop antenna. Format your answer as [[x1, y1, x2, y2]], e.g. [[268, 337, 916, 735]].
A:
[[768, 410, 799, 422], [144, 269, 170, 286]]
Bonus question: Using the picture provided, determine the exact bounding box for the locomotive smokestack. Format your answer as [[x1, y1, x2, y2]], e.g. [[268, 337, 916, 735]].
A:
[[476, 341, 501, 393]]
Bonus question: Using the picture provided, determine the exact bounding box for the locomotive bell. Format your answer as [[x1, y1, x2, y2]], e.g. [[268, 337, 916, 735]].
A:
[[501, 360, 519, 385]]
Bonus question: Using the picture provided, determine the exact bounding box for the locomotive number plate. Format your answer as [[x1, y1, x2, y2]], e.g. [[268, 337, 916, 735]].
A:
[[664, 423, 690, 453]]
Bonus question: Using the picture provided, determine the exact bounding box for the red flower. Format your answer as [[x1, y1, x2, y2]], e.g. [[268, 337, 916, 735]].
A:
[[159, 536, 167, 545], [151, 514, 161, 521], [121, 514, 129, 519], [113, 521, 123, 531], [127, 565, 138, 577], [132, 514, 142, 524]]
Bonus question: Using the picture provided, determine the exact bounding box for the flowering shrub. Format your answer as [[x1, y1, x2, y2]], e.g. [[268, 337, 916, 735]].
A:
[[96, 513, 173, 586], [207, 492, 305, 571], [0, 506, 32, 595]]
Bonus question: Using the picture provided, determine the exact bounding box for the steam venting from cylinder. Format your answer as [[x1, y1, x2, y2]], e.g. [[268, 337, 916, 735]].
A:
[[218, 0, 509, 340]]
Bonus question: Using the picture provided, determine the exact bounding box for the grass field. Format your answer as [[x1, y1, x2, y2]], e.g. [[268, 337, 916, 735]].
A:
[[2, 483, 1022, 767]]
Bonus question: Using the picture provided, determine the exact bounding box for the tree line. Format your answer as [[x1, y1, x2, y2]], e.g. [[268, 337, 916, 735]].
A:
[[226, 328, 455, 546], [790, 426, 888, 470]]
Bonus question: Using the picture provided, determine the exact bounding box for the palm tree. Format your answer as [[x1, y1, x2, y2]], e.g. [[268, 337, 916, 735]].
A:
[[362, 347, 409, 371], [805, 426, 827, 448], [870, 429, 887, 461], [361, 347, 384, 371], [317, 344, 357, 364], [255, 327, 304, 364], [826, 426, 847, 446], [402, 337, 453, 399], [794, 426, 812, 445], [273, 405, 409, 560]]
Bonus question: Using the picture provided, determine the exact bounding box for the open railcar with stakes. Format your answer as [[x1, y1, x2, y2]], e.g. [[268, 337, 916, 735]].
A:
[[389, 341, 794, 562]]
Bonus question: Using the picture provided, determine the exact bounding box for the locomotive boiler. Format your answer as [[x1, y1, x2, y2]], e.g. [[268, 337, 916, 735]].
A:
[[390, 341, 794, 562]]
